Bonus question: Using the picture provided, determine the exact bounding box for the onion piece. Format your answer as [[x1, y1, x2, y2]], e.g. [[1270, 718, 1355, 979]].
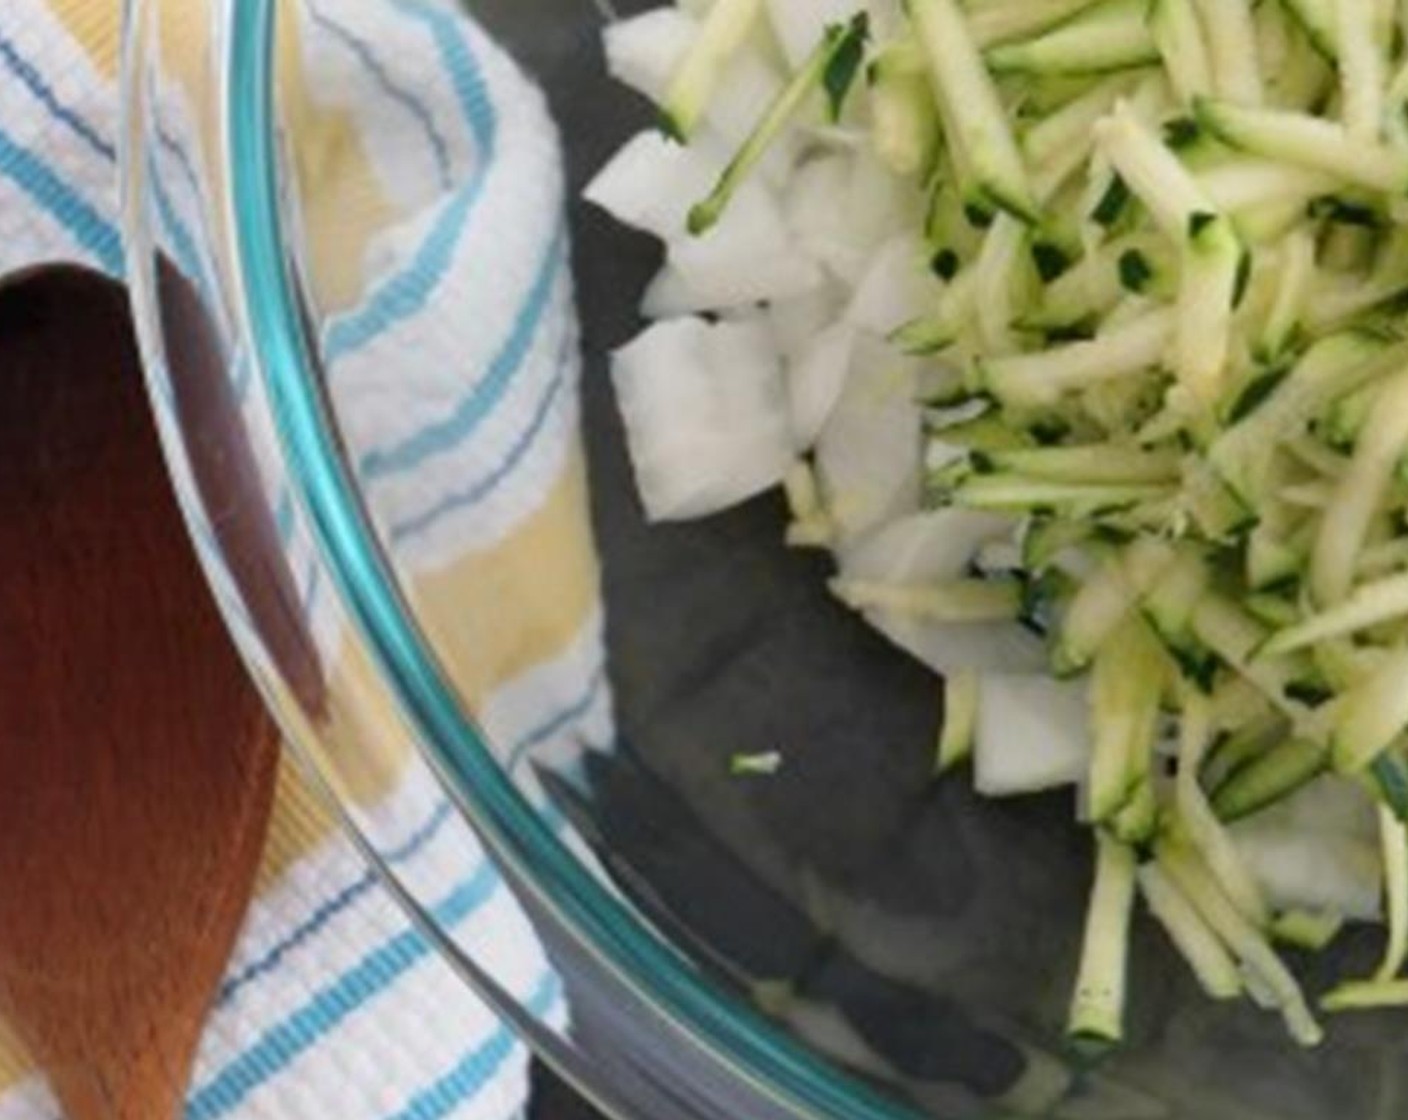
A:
[[584, 130, 730, 241], [974, 674, 1092, 796], [814, 335, 926, 539], [610, 316, 792, 520], [846, 234, 945, 337], [787, 320, 858, 449]]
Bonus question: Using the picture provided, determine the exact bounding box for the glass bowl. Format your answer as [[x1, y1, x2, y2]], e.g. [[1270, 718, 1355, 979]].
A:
[[120, 2, 1407, 1117]]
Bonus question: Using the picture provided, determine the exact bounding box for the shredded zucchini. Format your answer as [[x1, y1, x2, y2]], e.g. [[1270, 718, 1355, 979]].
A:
[[1140, 862, 1244, 998], [869, 41, 941, 177], [1271, 908, 1344, 951], [1264, 570, 1408, 654], [1280, 0, 1340, 59], [1160, 842, 1324, 1045], [1191, 0, 1263, 105], [1088, 617, 1165, 822], [1309, 371, 1408, 607], [1335, 0, 1388, 141], [1211, 738, 1328, 821], [831, 577, 1024, 622], [937, 669, 980, 773], [660, 0, 766, 141], [689, 15, 869, 233], [1069, 834, 1138, 1045], [986, 0, 1158, 77], [1150, 0, 1214, 105], [911, 0, 1039, 221], [1378, 806, 1408, 980], [1208, 331, 1393, 505], [980, 306, 1175, 405], [1323, 979, 1408, 1010], [1195, 98, 1408, 193], [1171, 692, 1270, 924], [965, 0, 1105, 48], [1331, 650, 1408, 773], [595, 0, 1408, 1053]]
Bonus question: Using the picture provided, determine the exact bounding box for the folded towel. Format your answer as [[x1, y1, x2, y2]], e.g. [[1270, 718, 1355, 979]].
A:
[[0, 0, 611, 1116]]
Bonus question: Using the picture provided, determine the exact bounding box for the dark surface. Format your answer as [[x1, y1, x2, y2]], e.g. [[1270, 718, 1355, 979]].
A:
[[473, 4, 1408, 1118], [474, 6, 1094, 1111], [531, 1061, 608, 1120]]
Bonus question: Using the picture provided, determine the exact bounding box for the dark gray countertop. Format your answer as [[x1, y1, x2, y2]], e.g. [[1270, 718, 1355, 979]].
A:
[[531, 1061, 607, 1120]]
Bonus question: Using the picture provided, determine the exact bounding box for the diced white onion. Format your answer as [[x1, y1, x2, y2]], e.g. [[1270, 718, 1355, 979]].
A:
[[975, 674, 1092, 796], [610, 316, 792, 520], [846, 233, 944, 337]]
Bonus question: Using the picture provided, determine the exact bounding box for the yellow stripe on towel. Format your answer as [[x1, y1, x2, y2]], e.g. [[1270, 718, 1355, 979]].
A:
[[415, 445, 600, 710], [278, 0, 399, 314], [255, 752, 340, 893], [302, 449, 601, 810], [47, 0, 119, 80]]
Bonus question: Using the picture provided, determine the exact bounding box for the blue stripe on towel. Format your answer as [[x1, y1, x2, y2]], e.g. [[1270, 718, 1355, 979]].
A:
[[384, 971, 562, 1120], [188, 810, 569, 1120], [387, 326, 569, 543], [388, 0, 496, 151], [306, 0, 453, 188], [186, 862, 503, 1120], [322, 164, 485, 361], [0, 32, 115, 162], [360, 223, 566, 479], [214, 801, 457, 1006], [213, 666, 602, 1008], [0, 125, 121, 273], [321, 3, 496, 361]]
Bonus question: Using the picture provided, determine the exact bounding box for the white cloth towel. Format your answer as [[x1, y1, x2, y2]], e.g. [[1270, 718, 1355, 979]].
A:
[[0, 1, 609, 1117]]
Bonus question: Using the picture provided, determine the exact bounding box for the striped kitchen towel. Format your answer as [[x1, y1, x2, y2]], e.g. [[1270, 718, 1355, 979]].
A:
[[0, 0, 612, 1117]]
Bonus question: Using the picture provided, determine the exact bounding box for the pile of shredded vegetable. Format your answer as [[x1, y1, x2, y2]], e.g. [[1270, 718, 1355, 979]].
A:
[[585, 0, 1408, 1050]]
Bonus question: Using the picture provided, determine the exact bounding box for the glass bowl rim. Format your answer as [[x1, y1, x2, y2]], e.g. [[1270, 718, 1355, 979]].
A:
[[214, 2, 923, 1118]]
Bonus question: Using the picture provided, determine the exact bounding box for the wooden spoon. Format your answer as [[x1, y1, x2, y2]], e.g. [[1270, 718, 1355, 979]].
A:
[[0, 268, 281, 1120]]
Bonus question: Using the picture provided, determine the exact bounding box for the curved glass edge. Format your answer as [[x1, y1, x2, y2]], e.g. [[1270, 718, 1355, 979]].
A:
[[117, 2, 625, 1113], [220, 1, 923, 1118]]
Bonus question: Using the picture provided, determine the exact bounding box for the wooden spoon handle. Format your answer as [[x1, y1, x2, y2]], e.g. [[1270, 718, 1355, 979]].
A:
[[0, 269, 281, 1120], [34, 728, 280, 1120]]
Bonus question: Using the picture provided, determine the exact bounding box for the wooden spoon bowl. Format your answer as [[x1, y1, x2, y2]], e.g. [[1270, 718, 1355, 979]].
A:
[[0, 268, 280, 1120]]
